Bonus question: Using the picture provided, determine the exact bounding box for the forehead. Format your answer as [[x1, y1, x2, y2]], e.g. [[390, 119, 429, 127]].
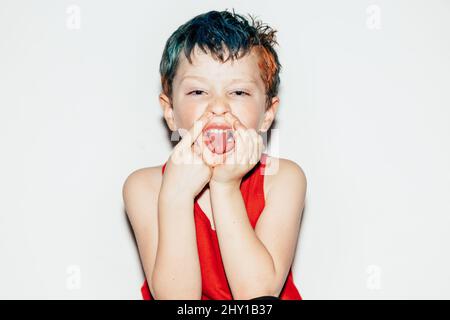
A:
[[175, 45, 261, 83]]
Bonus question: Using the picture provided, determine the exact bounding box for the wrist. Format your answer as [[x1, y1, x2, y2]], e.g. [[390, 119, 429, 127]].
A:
[[159, 186, 194, 204], [209, 179, 241, 192]]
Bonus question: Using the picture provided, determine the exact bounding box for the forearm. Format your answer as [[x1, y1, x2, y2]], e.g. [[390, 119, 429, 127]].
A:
[[209, 181, 277, 299], [152, 192, 202, 299]]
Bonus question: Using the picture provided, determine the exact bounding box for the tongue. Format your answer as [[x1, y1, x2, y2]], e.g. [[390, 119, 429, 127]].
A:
[[203, 130, 235, 154]]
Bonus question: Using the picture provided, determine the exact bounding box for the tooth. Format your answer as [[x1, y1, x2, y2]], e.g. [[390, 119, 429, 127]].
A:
[[206, 128, 233, 136]]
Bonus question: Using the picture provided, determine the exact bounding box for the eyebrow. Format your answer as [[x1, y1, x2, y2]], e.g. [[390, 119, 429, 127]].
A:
[[180, 75, 258, 85]]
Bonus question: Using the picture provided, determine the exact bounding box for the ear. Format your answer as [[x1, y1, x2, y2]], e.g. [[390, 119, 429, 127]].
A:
[[259, 96, 280, 133], [159, 93, 177, 131]]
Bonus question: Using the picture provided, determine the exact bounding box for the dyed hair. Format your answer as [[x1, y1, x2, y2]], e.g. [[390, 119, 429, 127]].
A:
[[159, 9, 282, 109]]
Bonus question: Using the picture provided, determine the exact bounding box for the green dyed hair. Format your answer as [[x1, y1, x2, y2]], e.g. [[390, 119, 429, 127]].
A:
[[159, 9, 282, 109]]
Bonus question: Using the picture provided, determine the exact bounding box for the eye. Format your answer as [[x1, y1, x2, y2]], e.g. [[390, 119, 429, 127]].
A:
[[232, 90, 250, 96], [187, 90, 206, 96]]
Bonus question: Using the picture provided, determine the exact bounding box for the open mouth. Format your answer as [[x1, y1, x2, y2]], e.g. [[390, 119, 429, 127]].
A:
[[202, 125, 235, 154]]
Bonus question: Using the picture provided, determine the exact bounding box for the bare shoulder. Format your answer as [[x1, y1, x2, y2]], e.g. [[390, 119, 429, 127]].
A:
[[255, 156, 307, 297], [122, 165, 164, 297], [123, 165, 163, 193], [263, 155, 307, 199], [122, 165, 164, 221]]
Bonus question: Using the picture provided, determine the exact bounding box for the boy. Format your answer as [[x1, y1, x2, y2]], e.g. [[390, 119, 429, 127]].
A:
[[123, 9, 307, 300]]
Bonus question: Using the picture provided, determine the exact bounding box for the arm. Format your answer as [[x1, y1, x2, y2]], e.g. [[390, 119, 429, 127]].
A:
[[209, 159, 307, 299], [123, 169, 202, 300], [152, 191, 203, 299]]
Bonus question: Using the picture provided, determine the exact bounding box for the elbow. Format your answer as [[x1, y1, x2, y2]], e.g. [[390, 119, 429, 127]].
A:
[[233, 262, 281, 300], [232, 283, 280, 300]]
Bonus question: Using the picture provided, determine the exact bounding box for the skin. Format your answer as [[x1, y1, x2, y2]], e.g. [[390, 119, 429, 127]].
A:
[[123, 44, 307, 299], [161, 44, 278, 146]]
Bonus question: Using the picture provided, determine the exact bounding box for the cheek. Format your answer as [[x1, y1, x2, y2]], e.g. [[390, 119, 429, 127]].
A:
[[233, 105, 262, 129], [174, 102, 205, 129]]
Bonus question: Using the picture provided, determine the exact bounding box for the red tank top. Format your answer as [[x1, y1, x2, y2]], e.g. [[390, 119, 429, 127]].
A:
[[141, 153, 302, 300]]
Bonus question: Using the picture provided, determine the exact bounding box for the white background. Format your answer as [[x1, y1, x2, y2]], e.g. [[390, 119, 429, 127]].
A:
[[1, 0, 449, 299]]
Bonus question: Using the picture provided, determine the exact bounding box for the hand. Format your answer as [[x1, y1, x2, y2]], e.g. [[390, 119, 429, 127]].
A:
[[201, 112, 265, 186], [161, 111, 214, 199]]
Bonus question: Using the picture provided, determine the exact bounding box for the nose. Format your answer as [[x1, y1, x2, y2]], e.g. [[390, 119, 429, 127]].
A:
[[205, 96, 231, 116]]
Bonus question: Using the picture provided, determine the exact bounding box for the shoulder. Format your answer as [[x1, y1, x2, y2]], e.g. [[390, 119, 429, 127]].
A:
[[122, 165, 164, 220], [122, 165, 163, 197], [263, 155, 307, 199], [122, 165, 164, 298]]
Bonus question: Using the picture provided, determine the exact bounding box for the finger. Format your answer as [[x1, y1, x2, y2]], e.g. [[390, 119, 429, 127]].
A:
[[248, 130, 259, 164], [255, 133, 264, 164], [260, 134, 266, 153], [258, 134, 264, 157], [200, 132, 217, 166], [223, 145, 236, 165], [179, 111, 214, 150], [202, 143, 224, 167], [245, 129, 255, 164], [223, 134, 240, 165], [224, 112, 247, 131], [192, 136, 202, 158], [224, 113, 254, 162], [234, 128, 246, 165]]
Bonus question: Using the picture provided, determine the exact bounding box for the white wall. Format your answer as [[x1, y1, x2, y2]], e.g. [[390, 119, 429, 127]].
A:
[[1, 0, 449, 299]]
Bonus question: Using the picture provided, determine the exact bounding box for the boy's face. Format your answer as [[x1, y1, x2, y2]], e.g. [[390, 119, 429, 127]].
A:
[[160, 44, 279, 136]]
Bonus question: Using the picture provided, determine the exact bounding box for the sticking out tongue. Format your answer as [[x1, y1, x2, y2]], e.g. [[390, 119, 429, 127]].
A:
[[203, 129, 235, 154]]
